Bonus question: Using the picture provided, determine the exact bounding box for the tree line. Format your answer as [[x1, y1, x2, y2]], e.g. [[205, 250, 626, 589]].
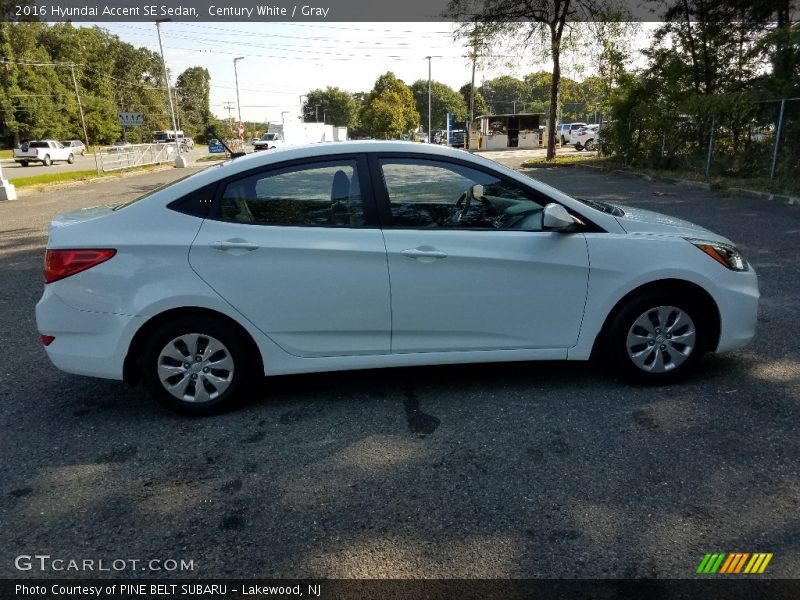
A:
[[0, 21, 218, 147], [301, 71, 606, 139]]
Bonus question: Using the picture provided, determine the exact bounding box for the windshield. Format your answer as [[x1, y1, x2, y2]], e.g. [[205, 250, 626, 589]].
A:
[[262, 134, 277, 140], [574, 196, 625, 216]]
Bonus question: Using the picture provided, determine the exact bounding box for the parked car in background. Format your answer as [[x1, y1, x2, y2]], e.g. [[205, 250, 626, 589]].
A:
[[113, 141, 132, 147], [574, 125, 600, 151], [36, 141, 759, 415], [559, 122, 587, 144], [61, 140, 87, 156], [13, 140, 74, 167]]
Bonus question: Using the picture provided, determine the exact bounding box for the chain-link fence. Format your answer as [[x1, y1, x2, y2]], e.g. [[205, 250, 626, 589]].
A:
[[602, 97, 799, 184]]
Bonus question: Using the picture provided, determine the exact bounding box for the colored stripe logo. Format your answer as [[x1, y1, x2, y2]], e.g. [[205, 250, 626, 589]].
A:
[[697, 553, 773, 574]]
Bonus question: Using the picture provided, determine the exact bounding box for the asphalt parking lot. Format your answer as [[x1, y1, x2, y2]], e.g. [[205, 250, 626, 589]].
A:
[[1, 155, 798, 579]]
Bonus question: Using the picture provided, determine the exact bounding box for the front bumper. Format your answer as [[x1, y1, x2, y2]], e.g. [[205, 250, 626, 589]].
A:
[[714, 266, 760, 353]]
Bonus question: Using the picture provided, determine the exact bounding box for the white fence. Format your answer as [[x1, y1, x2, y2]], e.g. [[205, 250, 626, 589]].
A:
[[96, 143, 177, 172]]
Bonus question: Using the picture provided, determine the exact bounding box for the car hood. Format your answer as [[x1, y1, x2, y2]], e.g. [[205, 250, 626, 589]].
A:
[[613, 205, 731, 243]]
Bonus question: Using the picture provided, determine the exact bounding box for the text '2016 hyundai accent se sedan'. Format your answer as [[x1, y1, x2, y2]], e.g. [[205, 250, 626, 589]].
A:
[[36, 141, 759, 414]]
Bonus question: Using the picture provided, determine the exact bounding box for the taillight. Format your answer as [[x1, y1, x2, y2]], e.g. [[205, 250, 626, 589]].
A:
[[44, 249, 116, 283], [41, 335, 55, 346]]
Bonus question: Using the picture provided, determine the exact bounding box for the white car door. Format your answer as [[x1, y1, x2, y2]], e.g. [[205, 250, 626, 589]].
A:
[[372, 156, 590, 354], [189, 156, 391, 358]]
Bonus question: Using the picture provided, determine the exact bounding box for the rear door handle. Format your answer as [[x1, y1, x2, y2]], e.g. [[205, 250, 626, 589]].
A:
[[400, 248, 448, 261], [210, 240, 259, 252]]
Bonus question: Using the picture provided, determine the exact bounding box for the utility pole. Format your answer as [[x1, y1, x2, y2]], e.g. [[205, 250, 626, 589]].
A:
[[426, 56, 432, 142], [69, 64, 90, 150], [173, 89, 181, 132], [155, 19, 186, 167], [69, 63, 98, 174], [233, 56, 244, 126], [223, 101, 235, 132], [299, 94, 308, 121]]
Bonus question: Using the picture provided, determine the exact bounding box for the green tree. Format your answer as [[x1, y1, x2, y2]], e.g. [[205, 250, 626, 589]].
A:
[[448, 0, 618, 160], [176, 66, 211, 140], [479, 75, 530, 114], [459, 83, 488, 118], [410, 80, 467, 132], [359, 72, 419, 139], [302, 86, 360, 128]]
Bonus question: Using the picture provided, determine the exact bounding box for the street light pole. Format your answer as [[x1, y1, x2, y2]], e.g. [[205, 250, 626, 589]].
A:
[[233, 56, 244, 127], [155, 19, 186, 168], [426, 56, 432, 142]]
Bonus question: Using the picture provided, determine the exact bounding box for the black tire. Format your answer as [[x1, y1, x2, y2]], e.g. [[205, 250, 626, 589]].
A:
[[575, 144, 584, 151], [140, 315, 258, 415], [20, 161, 28, 167], [602, 290, 710, 385], [67, 153, 74, 164], [585, 139, 595, 151], [43, 154, 52, 166]]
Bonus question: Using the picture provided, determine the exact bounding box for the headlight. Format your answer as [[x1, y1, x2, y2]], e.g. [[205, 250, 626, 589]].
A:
[[686, 238, 748, 271]]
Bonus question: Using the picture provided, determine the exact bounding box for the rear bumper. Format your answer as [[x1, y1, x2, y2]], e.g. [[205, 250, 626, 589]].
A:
[[35, 287, 142, 380]]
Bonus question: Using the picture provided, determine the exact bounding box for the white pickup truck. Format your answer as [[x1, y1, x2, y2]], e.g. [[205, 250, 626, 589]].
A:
[[13, 140, 76, 167]]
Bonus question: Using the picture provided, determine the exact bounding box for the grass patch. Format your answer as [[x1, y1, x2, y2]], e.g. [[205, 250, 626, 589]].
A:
[[0, 149, 12, 160], [10, 169, 99, 189], [197, 154, 228, 162], [10, 163, 167, 190], [522, 153, 799, 197], [521, 153, 622, 169]]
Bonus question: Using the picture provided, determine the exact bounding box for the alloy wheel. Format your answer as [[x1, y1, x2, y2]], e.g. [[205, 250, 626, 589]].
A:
[[157, 333, 234, 403], [626, 305, 697, 373]]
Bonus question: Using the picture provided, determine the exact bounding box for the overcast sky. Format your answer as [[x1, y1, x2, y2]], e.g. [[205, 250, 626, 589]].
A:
[[90, 21, 657, 125]]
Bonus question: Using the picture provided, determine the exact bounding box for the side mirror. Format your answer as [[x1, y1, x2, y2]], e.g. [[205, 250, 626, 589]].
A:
[[471, 184, 484, 200], [543, 203, 575, 230]]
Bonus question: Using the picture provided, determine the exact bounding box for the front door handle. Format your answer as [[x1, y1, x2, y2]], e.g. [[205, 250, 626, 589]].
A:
[[400, 248, 448, 261], [210, 240, 259, 252]]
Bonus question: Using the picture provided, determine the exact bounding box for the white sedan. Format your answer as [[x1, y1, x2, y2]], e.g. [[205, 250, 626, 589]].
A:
[[36, 141, 759, 414]]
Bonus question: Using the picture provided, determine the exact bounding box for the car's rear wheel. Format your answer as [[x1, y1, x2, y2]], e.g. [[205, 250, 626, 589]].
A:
[[67, 153, 74, 164], [604, 292, 708, 384], [20, 161, 28, 167], [575, 143, 584, 151], [141, 316, 256, 415]]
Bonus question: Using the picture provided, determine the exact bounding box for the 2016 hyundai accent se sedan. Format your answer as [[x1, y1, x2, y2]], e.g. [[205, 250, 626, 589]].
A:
[[36, 141, 759, 414]]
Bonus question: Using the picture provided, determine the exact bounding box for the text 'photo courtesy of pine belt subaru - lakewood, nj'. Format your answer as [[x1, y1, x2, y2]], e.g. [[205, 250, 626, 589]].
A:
[[35, 141, 759, 415]]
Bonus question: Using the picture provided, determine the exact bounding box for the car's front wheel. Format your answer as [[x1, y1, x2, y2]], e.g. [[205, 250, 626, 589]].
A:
[[67, 153, 74, 164], [605, 293, 709, 384], [43, 154, 52, 166], [140, 316, 256, 415]]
